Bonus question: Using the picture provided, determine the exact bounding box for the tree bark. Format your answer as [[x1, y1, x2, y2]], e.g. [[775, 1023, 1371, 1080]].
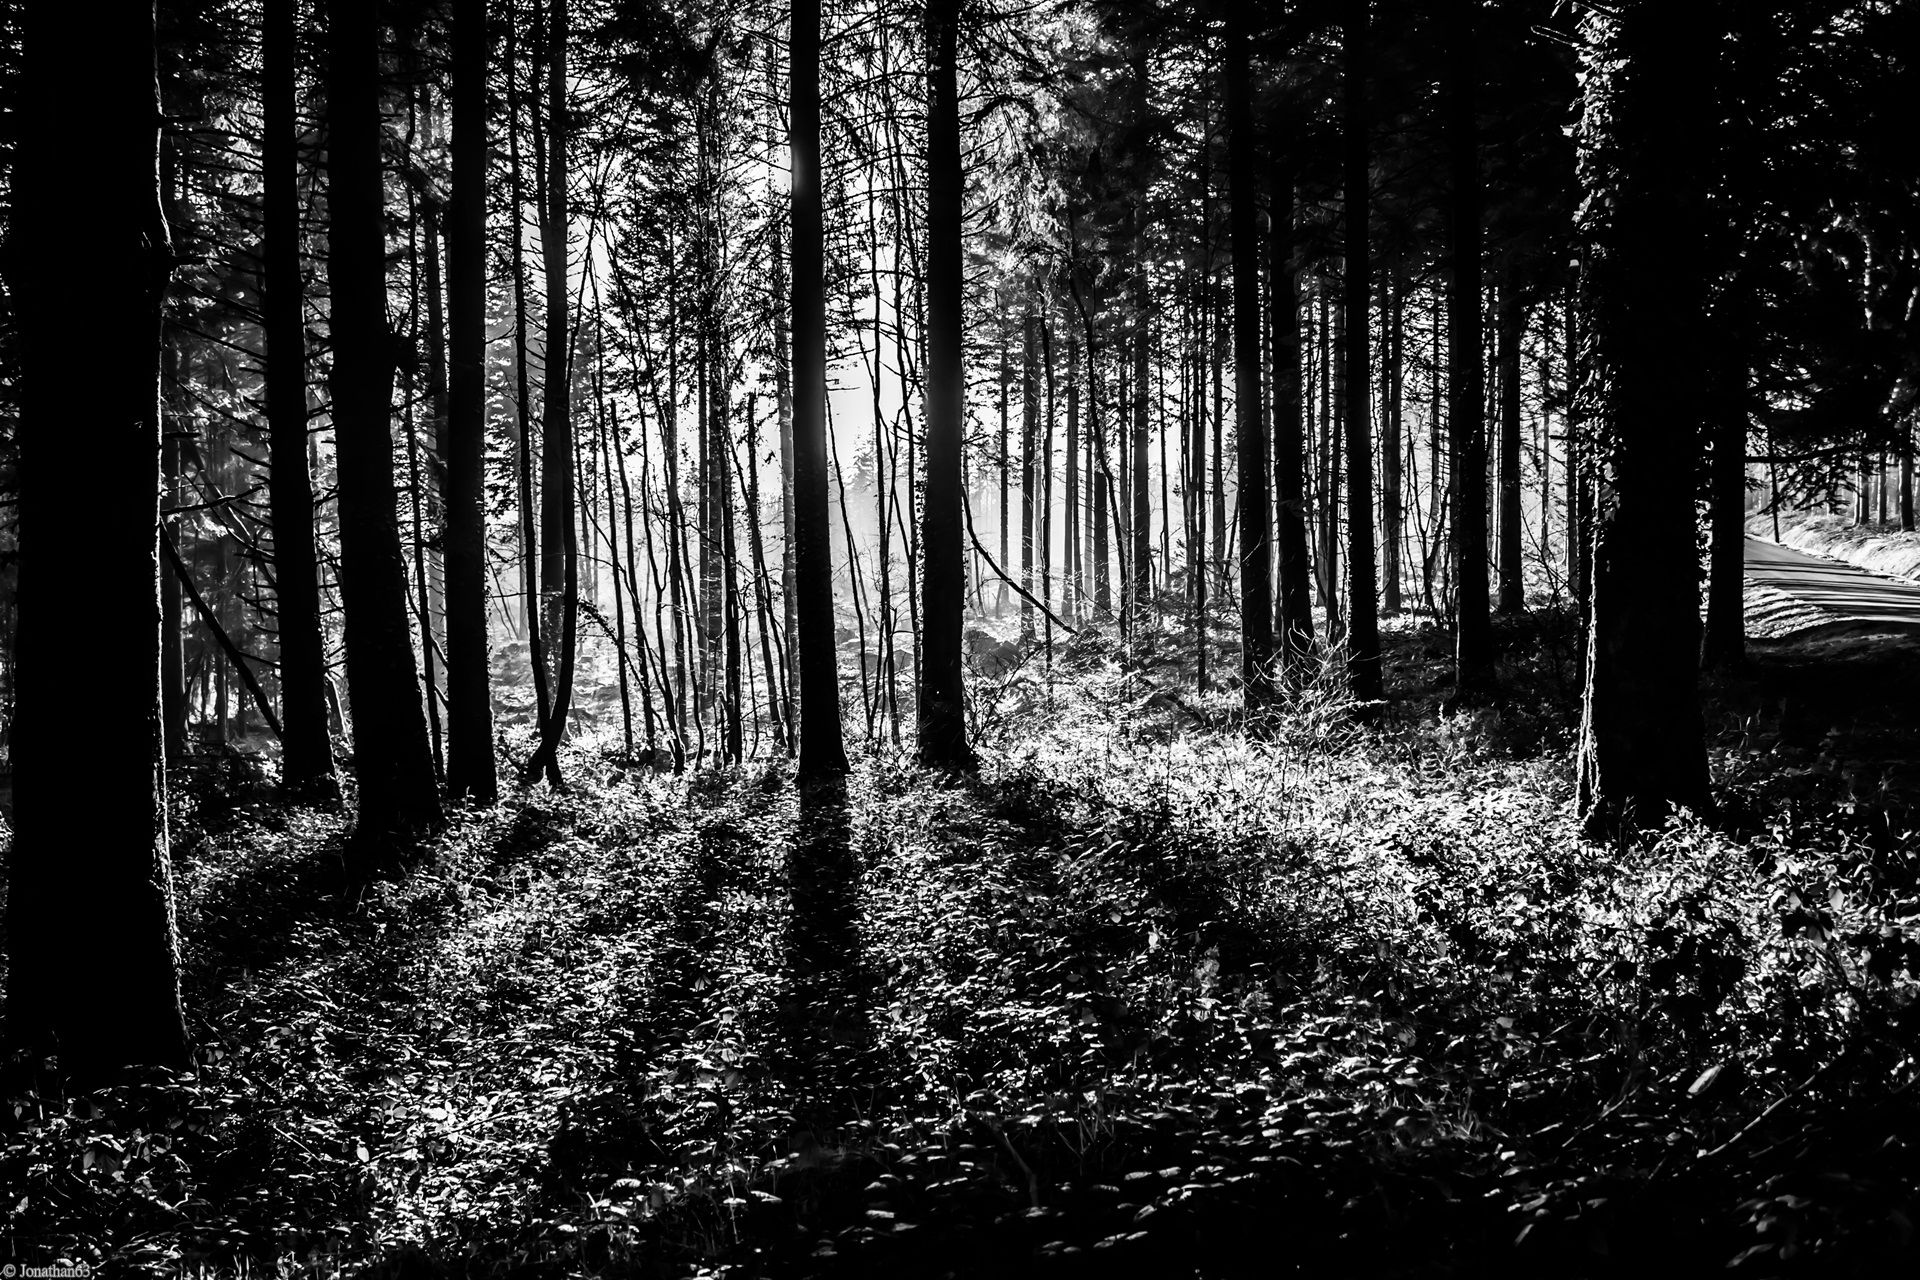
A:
[[263, 0, 336, 797], [918, 0, 973, 769], [1381, 271, 1403, 617], [793, 0, 850, 778], [444, 0, 498, 802], [328, 0, 443, 864], [1066, 333, 1082, 618], [1496, 283, 1525, 613], [1225, 8, 1273, 697], [525, 0, 577, 787], [1021, 305, 1039, 638], [1575, 0, 1715, 833], [5, 0, 191, 1080], [1447, 0, 1493, 691], [1342, 0, 1380, 700], [1271, 171, 1315, 670]]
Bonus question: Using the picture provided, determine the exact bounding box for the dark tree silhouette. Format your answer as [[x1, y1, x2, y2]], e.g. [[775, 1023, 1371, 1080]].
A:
[[5, 0, 190, 1080], [1226, 3, 1272, 699], [1342, 0, 1380, 700], [1575, 0, 1715, 832], [524, 0, 578, 788], [1446, 0, 1492, 693], [1495, 285, 1525, 614], [443, 0, 498, 802], [917, 0, 973, 771], [263, 0, 335, 798], [1271, 166, 1315, 669], [792, 0, 849, 780], [327, 0, 443, 865]]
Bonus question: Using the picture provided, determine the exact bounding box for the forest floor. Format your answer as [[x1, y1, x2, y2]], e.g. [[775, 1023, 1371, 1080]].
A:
[[5, 607, 1920, 1279]]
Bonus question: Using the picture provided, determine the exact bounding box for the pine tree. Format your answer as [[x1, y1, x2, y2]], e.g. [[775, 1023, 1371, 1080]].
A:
[[5, 0, 190, 1080], [1575, 0, 1715, 833], [327, 0, 444, 865]]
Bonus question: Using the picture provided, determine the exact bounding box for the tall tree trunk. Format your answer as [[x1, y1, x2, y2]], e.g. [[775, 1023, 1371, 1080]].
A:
[[1131, 52, 1155, 626], [1575, 0, 1715, 833], [1342, 0, 1380, 700], [918, 0, 972, 769], [526, 0, 576, 786], [773, 183, 799, 747], [1447, 0, 1493, 691], [1066, 333, 1082, 617], [6, 0, 190, 1080], [1192, 273, 1209, 685], [445, 0, 497, 802], [998, 333, 1011, 616], [1271, 171, 1314, 667], [1211, 296, 1227, 599], [264, 0, 336, 797], [1226, 8, 1273, 697], [793, 0, 850, 779], [1093, 347, 1112, 616], [1021, 305, 1039, 638], [1381, 271, 1403, 617], [328, 0, 444, 865], [1042, 313, 1057, 628], [1496, 283, 1525, 613]]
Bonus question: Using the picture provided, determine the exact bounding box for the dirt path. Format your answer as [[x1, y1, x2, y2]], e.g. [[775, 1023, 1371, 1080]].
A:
[[1745, 534, 1920, 638]]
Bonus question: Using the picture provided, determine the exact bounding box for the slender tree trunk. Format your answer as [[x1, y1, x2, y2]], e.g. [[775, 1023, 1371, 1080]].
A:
[[1191, 273, 1209, 685], [1496, 282, 1525, 613], [745, 396, 786, 749], [1042, 313, 1057, 629], [1448, 0, 1493, 691], [525, 0, 576, 786], [1342, 0, 1380, 700], [328, 0, 443, 866], [264, 0, 336, 796], [793, 0, 849, 778], [1381, 272, 1403, 617], [1226, 9, 1273, 697], [1575, 0, 1714, 833], [444, 0, 497, 802], [998, 333, 1011, 616], [1066, 334, 1082, 617], [917, 0, 969, 770], [1094, 378, 1112, 618], [6, 0, 190, 1079], [917, 0, 967, 771], [507, 16, 550, 724], [773, 194, 799, 748], [1021, 305, 1039, 638], [1211, 296, 1227, 599], [402, 201, 445, 782]]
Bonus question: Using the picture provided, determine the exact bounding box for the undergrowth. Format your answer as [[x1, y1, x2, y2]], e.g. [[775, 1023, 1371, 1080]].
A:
[[4, 612, 1919, 1278]]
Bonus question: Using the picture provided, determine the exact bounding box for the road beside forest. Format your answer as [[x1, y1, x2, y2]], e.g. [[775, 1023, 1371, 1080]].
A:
[[1744, 534, 1920, 639]]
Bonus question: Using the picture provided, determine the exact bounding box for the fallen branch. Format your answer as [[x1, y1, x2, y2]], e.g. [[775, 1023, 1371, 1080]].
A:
[[961, 488, 1078, 637], [160, 522, 284, 740]]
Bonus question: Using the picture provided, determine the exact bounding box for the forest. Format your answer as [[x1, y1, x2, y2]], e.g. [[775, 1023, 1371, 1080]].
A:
[[2, 0, 1919, 1274]]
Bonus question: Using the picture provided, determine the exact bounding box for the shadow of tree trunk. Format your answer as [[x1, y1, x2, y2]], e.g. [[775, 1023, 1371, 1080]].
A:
[[781, 777, 871, 1137]]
